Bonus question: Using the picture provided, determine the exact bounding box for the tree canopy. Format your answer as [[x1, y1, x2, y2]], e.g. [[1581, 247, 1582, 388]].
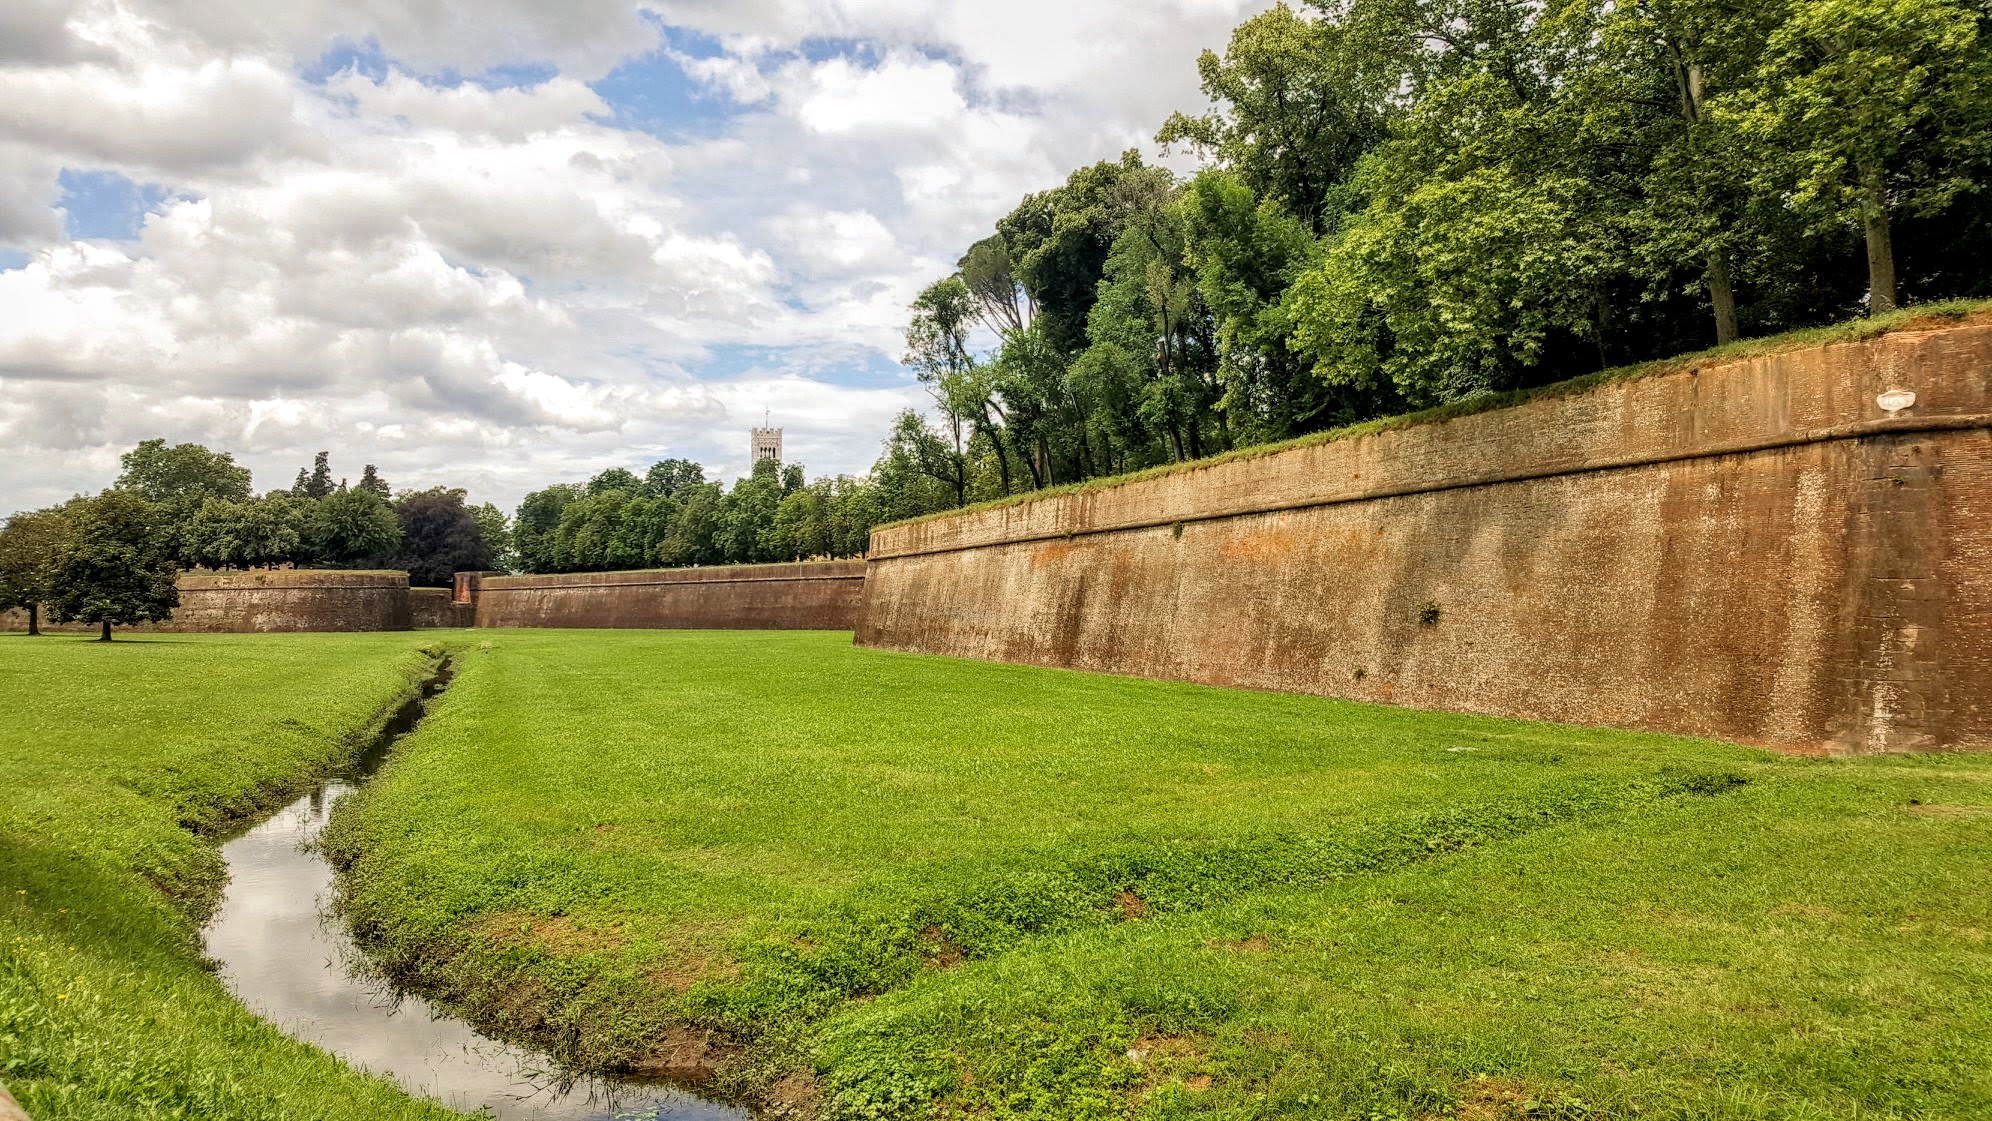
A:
[[115, 439, 253, 509], [874, 0, 1992, 515], [392, 488, 493, 587], [46, 491, 180, 640], [0, 510, 74, 635]]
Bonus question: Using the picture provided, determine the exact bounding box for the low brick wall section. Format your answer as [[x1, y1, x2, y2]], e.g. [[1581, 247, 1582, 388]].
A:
[[173, 571, 412, 632], [409, 587, 476, 628], [858, 318, 1992, 756], [3, 571, 415, 633], [475, 561, 867, 630]]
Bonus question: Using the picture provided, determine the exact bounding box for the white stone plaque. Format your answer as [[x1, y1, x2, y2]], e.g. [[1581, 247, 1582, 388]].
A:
[[1877, 388, 1917, 413]]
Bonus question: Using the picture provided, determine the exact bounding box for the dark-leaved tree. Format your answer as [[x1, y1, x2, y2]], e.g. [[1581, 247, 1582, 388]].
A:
[[357, 464, 391, 499], [294, 452, 336, 500], [391, 487, 492, 587]]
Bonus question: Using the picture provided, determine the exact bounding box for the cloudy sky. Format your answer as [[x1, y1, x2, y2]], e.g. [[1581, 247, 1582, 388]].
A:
[[0, 0, 1272, 514]]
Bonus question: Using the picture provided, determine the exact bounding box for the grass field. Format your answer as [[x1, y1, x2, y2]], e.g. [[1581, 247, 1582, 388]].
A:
[[0, 631, 464, 1121], [322, 630, 1992, 1120]]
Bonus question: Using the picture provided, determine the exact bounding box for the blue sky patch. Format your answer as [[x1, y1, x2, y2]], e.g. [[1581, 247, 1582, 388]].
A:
[[58, 170, 173, 241]]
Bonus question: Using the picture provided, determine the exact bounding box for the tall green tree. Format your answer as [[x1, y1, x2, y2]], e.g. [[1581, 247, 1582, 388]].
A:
[[1722, 0, 1992, 313], [1157, 1, 1389, 232], [644, 459, 706, 497], [180, 495, 307, 570], [1178, 170, 1332, 440], [902, 279, 981, 505], [1570, 0, 1790, 344], [293, 452, 336, 500], [658, 483, 724, 567], [47, 492, 179, 641], [716, 460, 785, 565], [586, 467, 644, 496], [306, 487, 400, 568], [471, 502, 513, 572], [513, 484, 579, 573], [0, 509, 73, 636], [357, 464, 391, 499], [115, 439, 252, 508]]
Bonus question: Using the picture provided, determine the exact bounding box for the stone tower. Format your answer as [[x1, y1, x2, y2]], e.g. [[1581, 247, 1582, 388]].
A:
[[751, 413, 783, 465]]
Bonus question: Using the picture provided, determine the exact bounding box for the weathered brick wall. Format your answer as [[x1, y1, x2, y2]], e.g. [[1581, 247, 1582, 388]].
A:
[[172, 571, 413, 632], [3, 571, 415, 633], [474, 561, 868, 630], [859, 319, 1992, 756], [409, 587, 475, 628]]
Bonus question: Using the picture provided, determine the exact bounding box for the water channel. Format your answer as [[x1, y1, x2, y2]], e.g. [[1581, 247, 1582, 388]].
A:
[[203, 663, 752, 1121]]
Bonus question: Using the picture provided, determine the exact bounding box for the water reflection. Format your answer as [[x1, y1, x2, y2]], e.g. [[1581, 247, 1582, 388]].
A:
[[207, 777, 750, 1121]]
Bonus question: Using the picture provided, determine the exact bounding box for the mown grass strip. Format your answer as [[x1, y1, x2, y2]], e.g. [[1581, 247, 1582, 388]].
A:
[[699, 769, 1749, 1026], [323, 630, 1956, 1120], [0, 633, 464, 1121]]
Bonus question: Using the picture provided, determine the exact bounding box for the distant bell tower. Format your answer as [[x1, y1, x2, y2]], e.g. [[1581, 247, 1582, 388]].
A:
[[751, 411, 783, 465]]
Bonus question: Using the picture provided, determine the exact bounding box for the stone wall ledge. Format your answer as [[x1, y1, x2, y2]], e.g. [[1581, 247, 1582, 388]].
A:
[[873, 411, 1992, 560], [481, 561, 867, 591]]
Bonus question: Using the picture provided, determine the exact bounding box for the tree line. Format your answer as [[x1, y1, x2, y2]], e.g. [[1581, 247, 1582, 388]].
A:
[[0, 440, 504, 637], [881, 0, 1992, 506], [509, 454, 933, 574]]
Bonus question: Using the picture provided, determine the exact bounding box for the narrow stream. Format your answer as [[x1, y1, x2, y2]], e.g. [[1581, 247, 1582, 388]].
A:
[[204, 663, 752, 1121]]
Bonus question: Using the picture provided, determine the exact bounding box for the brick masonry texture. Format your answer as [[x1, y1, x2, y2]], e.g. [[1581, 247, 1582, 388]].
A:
[[3, 571, 418, 634], [857, 319, 1992, 756], [171, 571, 413, 632], [473, 561, 867, 630], [409, 587, 475, 628]]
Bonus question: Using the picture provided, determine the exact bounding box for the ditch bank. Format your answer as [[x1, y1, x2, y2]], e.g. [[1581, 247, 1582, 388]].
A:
[[209, 655, 751, 1121], [322, 755, 1749, 1118], [858, 314, 1992, 757]]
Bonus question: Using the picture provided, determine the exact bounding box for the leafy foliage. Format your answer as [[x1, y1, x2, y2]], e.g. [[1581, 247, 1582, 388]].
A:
[[389, 488, 492, 587], [307, 487, 402, 569], [880, 0, 1992, 519], [45, 491, 179, 638], [114, 439, 253, 510]]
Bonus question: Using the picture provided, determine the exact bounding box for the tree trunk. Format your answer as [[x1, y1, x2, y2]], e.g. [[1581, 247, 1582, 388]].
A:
[[98, 620, 112, 642], [26, 604, 38, 636], [1706, 254, 1739, 344], [1862, 165, 1897, 314]]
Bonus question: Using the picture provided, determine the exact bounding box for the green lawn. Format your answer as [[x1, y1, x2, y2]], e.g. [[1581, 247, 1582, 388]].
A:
[[0, 631, 464, 1121], [323, 630, 1992, 1120]]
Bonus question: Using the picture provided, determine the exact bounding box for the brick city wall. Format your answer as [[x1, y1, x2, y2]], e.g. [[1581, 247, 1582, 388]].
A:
[[171, 570, 413, 632], [858, 318, 1992, 756], [409, 587, 476, 628], [3, 571, 419, 634], [474, 561, 868, 630]]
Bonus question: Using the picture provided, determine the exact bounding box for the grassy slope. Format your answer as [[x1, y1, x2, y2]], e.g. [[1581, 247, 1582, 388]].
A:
[[0, 632, 467, 1121], [326, 630, 1992, 1119]]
